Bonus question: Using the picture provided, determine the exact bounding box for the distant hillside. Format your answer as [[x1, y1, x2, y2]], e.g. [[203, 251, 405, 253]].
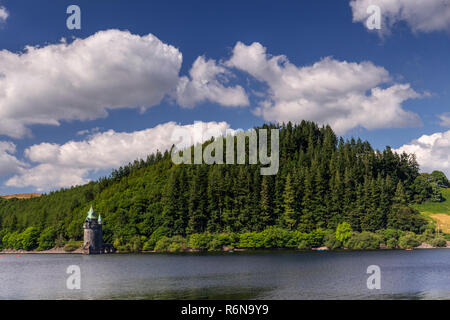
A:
[[0, 193, 42, 200], [0, 121, 445, 251]]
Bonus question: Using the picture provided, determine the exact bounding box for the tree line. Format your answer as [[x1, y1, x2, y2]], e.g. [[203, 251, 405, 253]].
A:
[[0, 121, 448, 251]]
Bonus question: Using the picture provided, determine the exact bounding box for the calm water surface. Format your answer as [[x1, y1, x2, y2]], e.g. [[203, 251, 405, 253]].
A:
[[1, 250, 450, 300]]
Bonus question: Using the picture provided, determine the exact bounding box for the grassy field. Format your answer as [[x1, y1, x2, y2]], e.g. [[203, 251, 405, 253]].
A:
[[413, 188, 450, 233], [0, 193, 41, 199]]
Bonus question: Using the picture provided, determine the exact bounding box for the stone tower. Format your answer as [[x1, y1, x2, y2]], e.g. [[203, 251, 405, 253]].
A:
[[83, 206, 103, 254]]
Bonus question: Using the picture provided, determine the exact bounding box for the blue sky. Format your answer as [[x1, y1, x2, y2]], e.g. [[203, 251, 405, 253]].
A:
[[0, 0, 449, 194]]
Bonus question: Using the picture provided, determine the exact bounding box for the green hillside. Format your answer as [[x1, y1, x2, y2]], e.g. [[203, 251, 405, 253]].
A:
[[413, 188, 450, 214], [413, 188, 450, 233], [0, 121, 447, 251]]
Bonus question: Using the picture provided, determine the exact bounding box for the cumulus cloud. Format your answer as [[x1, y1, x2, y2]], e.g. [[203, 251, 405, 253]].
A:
[[438, 113, 450, 127], [0, 30, 251, 138], [395, 130, 450, 177], [5, 121, 234, 191], [0, 6, 8, 23], [0, 29, 183, 138], [0, 141, 26, 177], [226, 42, 422, 134], [176, 56, 249, 108], [350, 0, 450, 33]]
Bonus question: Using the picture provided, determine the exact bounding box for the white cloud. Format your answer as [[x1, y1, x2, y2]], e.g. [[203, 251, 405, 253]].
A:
[[0, 141, 26, 176], [350, 0, 450, 33], [0, 30, 251, 138], [226, 42, 422, 134], [5, 165, 89, 192], [395, 130, 450, 177], [0, 29, 183, 138], [439, 113, 450, 127], [0, 6, 8, 23], [176, 56, 249, 108], [5, 121, 234, 191]]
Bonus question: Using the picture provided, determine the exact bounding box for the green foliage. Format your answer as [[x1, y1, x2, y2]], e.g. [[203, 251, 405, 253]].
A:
[[377, 228, 403, 248], [347, 232, 383, 250], [417, 228, 436, 243], [154, 236, 171, 252], [324, 232, 342, 250], [388, 206, 428, 233], [155, 235, 186, 252], [282, 174, 297, 230], [412, 175, 433, 203], [259, 227, 293, 248], [429, 237, 447, 247], [431, 171, 450, 188], [143, 226, 169, 251], [188, 233, 213, 249], [288, 231, 311, 248], [113, 236, 146, 253], [386, 238, 398, 248], [238, 232, 264, 248], [0, 229, 7, 249], [398, 232, 421, 249], [37, 227, 57, 251], [63, 240, 82, 252], [3, 232, 21, 250], [413, 172, 448, 203], [336, 222, 352, 245], [145, 227, 338, 252], [54, 234, 66, 248], [129, 236, 146, 252], [0, 122, 439, 250], [20, 227, 39, 251], [297, 240, 311, 250], [100, 227, 425, 252], [413, 188, 450, 215]]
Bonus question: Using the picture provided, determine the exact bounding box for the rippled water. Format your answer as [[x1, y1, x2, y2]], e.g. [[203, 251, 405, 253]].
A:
[[1, 249, 450, 299]]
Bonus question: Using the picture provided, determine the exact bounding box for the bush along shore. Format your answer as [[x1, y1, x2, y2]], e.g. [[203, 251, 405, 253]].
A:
[[2, 224, 449, 254], [134, 224, 450, 253]]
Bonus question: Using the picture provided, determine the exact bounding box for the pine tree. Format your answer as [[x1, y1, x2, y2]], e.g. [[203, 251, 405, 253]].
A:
[[299, 170, 315, 232], [206, 166, 223, 233], [327, 170, 343, 229], [312, 159, 327, 229], [282, 174, 296, 230], [260, 175, 273, 228], [187, 166, 208, 234], [393, 181, 407, 205], [234, 167, 252, 231], [273, 171, 285, 223], [162, 170, 181, 236], [250, 169, 262, 231]]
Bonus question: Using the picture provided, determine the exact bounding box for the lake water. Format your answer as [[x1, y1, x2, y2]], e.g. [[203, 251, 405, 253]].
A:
[[1, 250, 450, 300]]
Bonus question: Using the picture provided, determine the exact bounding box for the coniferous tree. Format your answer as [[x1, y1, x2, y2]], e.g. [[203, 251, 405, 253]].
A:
[[393, 181, 407, 205], [260, 175, 273, 227], [299, 170, 315, 232], [282, 174, 296, 230], [187, 166, 208, 234]]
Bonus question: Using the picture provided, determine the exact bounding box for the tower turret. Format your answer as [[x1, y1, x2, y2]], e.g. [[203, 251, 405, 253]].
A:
[[83, 206, 103, 254]]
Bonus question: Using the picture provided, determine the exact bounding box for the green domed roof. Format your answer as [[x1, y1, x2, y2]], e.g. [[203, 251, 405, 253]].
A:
[[86, 206, 98, 220]]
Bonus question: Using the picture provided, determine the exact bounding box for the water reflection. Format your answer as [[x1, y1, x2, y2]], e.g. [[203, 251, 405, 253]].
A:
[[0, 250, 450, 300]]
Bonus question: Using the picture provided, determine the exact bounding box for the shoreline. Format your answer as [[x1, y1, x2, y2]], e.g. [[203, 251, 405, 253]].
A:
[[0, 248, 83, 254], [1, 242, 450, 255]]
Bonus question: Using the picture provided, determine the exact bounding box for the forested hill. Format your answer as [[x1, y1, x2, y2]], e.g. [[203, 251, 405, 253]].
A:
[[0, 121, 448, 251]]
